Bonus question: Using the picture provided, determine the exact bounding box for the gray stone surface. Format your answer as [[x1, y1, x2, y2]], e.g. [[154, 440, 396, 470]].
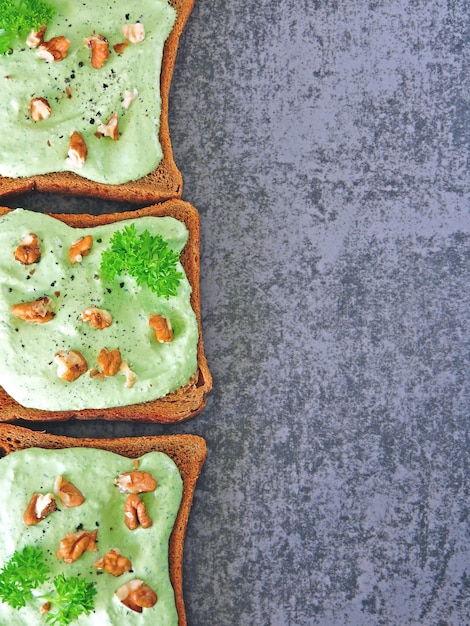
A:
[[4, 0, 469, 624]]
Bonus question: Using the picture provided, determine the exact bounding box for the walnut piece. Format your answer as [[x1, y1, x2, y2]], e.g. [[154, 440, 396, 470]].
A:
[[14, 233, 41, 265], [122, 88, 138, 110], [26, 26, 46, 49], [11, 296, 55, 323], [37, 36, 70, 62], [115, 579, 157, 613], [24, 493, 57, 526], [121, 23, 145, 44], [119, 360, 137, 388], [54, 350, 88, 382], [81, 307, 113, 329], [66, 131, 88, 169], [30, 97, 51, 121], [124, 494, 153, 530], [96, 112, 119, 140], [56, 530, 98, 563], [40, 602, 51, 615], [98, 348, 122, 376], [69, 234, 93, 263], [115, 470, 157, 494], [54, 475, 85, 508], [149, 314, 173, 343], [113, 41, 128, 55], [84, 33, 110, 69], [94, 548, 132, 576]]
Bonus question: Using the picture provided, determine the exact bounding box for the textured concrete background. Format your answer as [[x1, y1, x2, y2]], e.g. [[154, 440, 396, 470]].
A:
[[4, 0, 469, 624]]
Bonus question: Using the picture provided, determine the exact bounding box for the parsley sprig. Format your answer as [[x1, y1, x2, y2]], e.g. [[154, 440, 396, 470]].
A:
[[0, 547, 97, 625], [42, 574, 97, 626], [100, 223, 184, 299], [0, 0, 55, 54], [0, 545, 49, 608]]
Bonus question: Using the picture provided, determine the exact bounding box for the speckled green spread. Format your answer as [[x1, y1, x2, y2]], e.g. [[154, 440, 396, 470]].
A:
[[0, 209, 198, 410], [0, 0, 176, 184], [0, 447, 182, 625]]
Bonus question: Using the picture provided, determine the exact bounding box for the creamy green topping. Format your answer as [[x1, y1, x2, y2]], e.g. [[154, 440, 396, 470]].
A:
[[0, 209, 198, 411], [0, 447, 182, 625], [0, 0, 176, 184]]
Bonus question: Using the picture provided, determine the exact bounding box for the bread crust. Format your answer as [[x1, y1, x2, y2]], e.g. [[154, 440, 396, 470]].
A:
[[0, 202, 212, 423], [0, 0, 194, 204], [0, 423, 206, 626]]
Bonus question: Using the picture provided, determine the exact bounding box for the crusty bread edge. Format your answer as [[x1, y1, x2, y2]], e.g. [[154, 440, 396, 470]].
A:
[[0, 202, 212, 423], [0, 0, 195, 204], [0, 423, 207, 626]]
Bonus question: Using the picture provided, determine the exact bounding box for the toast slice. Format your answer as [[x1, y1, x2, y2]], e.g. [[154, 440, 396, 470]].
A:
[[0, 423, 206, 626], [0, 0, 194, 204], [0, 201, 212, 422]]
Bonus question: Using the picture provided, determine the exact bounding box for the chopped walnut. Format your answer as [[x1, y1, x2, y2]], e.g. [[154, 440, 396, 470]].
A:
[[115, 470, 157, 494], [30, 97, 51, 121], [94, 548, 132, 576], [149, 314, 173, 343], [40, 602, 51, 615], [11, 296, 55, 323], [81, 307, 113, 329], [24, 493, 57, 526], [124, 494, 152, 530], [122, 88, 138, 110], [54, 350, 88, 382], [84, 33, 110, 69], [56, 530, 98, 563], [119, 360, 137, 388], [37, 36, 70, 62], [54, 475, 85, 508], [96, 112, 119, 140], [89, 368, 105, 380], [113, 41, 128, 55], [26, 26, 46, 49], [66, 131, 87, 169], [98, 348, 122, 376], [69, 234, 93, 263], [121, 23, 145, 44], [115, 579, 157, 613], [14, 233, 41, 265]]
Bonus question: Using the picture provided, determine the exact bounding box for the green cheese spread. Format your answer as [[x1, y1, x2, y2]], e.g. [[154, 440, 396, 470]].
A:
[[0, 209, 198, 411], [0, 447, 182, 625], [0, 0, 176, 184]]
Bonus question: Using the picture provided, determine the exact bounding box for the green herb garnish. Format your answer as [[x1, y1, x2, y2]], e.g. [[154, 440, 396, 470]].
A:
[[42, 574, 97, 626], [0, 546, 49, 608], [0, 547, 97, 625], [0, 0, 55, 55], [100, 223, 184, 298]]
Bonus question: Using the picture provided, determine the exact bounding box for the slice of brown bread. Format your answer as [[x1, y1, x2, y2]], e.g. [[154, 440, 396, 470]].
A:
[[0, 201, 212, 422], [0, 422, 206, 626], [0, 0, 194, 204]]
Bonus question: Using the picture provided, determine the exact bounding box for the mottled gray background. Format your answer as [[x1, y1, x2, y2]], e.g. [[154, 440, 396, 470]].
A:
[[3, 0, 469, 624]]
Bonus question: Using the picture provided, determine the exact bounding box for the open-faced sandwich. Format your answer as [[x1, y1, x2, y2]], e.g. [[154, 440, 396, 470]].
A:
[[0, 0, 194, 202], [0, 202, 211, 422], [0, 423, 206, 625]]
